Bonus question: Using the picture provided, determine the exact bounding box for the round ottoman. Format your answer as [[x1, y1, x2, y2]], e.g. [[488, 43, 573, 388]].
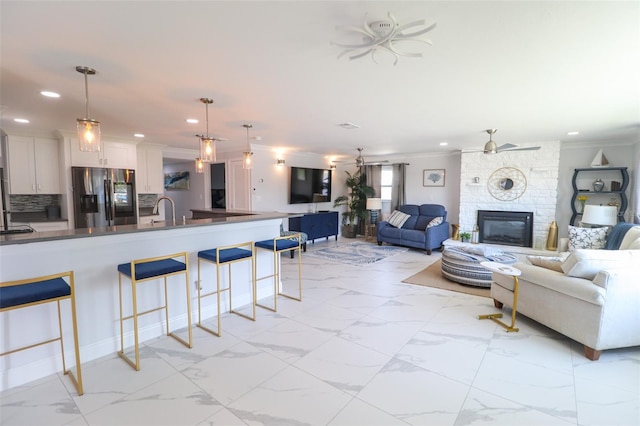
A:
[[441, 246, 518, 288]]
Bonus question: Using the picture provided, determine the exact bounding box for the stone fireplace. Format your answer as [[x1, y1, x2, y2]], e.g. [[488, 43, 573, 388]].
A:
[[478, 210, 533, 247], [459, 141, 560, 249]]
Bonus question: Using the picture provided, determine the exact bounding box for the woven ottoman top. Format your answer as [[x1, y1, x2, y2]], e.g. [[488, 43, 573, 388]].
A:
[[441, 246, 518, 288]]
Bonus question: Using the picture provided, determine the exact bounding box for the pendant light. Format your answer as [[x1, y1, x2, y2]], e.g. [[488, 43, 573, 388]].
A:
[[195, 157, 204, 174], [199, 98, 216, 163], [76, 66, 101, 152], [242, 124, 253, 170]]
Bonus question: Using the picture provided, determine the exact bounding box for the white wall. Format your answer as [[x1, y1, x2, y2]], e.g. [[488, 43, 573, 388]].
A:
[[163, 161, 208, 221], [249, 145, 335, 215], [248, 146, 463, 230]]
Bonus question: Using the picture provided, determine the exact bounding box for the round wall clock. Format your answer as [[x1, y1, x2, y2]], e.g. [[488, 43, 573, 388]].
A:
[[487, 167, 527, 201]]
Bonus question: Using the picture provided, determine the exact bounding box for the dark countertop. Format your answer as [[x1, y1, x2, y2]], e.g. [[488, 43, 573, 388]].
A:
[[0, 211, 298, 246]]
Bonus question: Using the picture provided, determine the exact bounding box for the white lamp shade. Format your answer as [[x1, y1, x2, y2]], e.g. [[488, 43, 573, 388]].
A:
[[581, 205, 618, 226], [366, 198, 382, 210]]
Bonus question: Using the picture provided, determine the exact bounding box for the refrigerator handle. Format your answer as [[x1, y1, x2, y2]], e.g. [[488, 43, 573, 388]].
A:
[[104, 179, 113, 222]]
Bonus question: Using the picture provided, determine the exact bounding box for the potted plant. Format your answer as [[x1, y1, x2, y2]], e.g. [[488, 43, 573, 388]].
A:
[[333, 169, 374, 238], [459, 232, 471, 243]]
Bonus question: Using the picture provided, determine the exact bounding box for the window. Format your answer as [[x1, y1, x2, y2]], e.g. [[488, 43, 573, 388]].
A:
[[381, 166, 392, 200]]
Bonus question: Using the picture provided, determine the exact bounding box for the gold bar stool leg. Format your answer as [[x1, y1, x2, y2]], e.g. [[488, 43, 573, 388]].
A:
[[117, 252, 192, 371], [255, 234, 303, 312], [197, 242, 256, 337], [0, 271, 84, 395]]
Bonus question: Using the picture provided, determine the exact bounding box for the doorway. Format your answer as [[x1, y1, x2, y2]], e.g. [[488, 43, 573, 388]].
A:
[[210, 163, 226, 209]]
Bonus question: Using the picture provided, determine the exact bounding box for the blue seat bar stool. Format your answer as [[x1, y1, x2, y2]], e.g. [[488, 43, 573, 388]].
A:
[[197, 241, 256, 336], [0, 271, 83, 395], [254, 234, 302, 312], [117, 252, 192, 371]]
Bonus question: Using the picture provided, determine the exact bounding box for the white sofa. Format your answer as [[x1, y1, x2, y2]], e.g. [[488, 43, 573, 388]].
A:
[[490, 225, 640, 360]]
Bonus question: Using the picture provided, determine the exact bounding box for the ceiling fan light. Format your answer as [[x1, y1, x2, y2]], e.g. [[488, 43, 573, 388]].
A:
[[483, 140, 497, 154]]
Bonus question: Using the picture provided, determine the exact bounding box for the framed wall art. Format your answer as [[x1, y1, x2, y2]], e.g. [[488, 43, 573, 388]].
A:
[[164, 171, 190, 190], [423, 169, 445, 187]]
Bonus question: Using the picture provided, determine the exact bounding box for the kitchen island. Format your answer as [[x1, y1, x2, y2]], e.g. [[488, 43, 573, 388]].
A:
[[0, 211, 297, 391]]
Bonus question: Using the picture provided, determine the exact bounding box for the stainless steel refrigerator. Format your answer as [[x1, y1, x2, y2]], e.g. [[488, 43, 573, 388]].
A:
[[72, 167, 137, 228]]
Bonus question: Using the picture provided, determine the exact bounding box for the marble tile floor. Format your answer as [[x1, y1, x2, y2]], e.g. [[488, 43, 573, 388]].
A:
[[1, 238, 639, 425]]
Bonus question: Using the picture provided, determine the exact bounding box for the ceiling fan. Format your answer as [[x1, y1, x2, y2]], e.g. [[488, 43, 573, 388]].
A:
[[336, 147, 389, 167], [466, 129, 542, 154]]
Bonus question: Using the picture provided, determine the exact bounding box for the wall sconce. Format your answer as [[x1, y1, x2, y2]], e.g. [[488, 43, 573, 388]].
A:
[[277, 158, 285, 166], [329, 162, 337, 170]]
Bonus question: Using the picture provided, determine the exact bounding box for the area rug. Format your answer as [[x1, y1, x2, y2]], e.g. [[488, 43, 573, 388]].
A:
[[306, 242, 408, 265], [402, 259, 491, 298]]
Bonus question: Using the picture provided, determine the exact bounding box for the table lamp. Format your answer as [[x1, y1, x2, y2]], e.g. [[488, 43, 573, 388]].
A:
[[581, 205, 618, 227], [366, 198, 382, 224]]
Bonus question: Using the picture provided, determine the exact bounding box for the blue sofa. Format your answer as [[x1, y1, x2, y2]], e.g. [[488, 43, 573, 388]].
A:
[[377, 204, 449, 255]]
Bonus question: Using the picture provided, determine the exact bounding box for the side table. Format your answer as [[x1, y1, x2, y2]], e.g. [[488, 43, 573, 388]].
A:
[[478, 261, 522, 332], [365, 224, 377, 242]]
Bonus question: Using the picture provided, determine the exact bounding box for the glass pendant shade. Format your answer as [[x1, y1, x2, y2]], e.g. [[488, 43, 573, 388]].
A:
[[242, 124, 253, 170], [199, 98, 216, 163], [243, 151, 253, 169], [76, 66, 101, 152], [195, 157, 204, 174], [200, 137, 216, 163], [77, 118, 101, 152]]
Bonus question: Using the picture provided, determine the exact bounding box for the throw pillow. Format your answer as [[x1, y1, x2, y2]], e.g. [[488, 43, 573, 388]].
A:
[[414, 216, 434, 231], [561, 249, 637, 280], [526, 255, 564, 272], [568, 225, 607, 251], [426, 216, 444, 228], [387, 210, 411, 228]]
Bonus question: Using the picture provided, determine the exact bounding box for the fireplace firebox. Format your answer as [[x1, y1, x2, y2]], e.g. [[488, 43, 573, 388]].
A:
[[477, 210, 533, 247]]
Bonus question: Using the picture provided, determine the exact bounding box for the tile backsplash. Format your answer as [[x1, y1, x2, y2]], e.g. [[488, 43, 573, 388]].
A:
[[9, 194, 61, 212]]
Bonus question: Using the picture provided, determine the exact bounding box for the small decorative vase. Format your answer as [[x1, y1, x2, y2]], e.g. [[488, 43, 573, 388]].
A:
[[579, 200, 586, 213], [546, 221, 558, 251], [451, 224, 460, 240], [593, 178, 605, 192]]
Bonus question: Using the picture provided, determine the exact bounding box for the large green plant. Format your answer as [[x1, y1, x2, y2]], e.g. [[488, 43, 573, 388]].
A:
[[333, 169, 374, 226]]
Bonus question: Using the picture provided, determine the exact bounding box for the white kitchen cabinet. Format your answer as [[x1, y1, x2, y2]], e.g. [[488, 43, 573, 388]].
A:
[[7, 136, 61, 194], [69, 138, 137, 169], [136, 145, 164, 193]]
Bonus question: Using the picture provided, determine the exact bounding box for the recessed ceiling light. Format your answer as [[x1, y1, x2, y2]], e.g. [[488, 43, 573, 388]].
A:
[[14, 118, 29, 123], [338, 122, 360, 129], [186, 118, 199, 124], [40, 91, 60, 98], [439, 142, 448, 146], [134, 133, 144, 138], [567, 131, 579, 136]]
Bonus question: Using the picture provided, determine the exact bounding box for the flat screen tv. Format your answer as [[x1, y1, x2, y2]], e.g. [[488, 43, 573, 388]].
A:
[[289, 167, 332, 204]]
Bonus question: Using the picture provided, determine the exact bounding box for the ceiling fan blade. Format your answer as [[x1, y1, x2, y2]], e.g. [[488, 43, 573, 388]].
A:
[[497, 143, 517, 150], [500, 146, 541, 152]]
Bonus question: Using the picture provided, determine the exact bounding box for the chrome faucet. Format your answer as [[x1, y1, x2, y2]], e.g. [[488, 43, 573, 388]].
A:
[[152, 196, 176, 225]]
